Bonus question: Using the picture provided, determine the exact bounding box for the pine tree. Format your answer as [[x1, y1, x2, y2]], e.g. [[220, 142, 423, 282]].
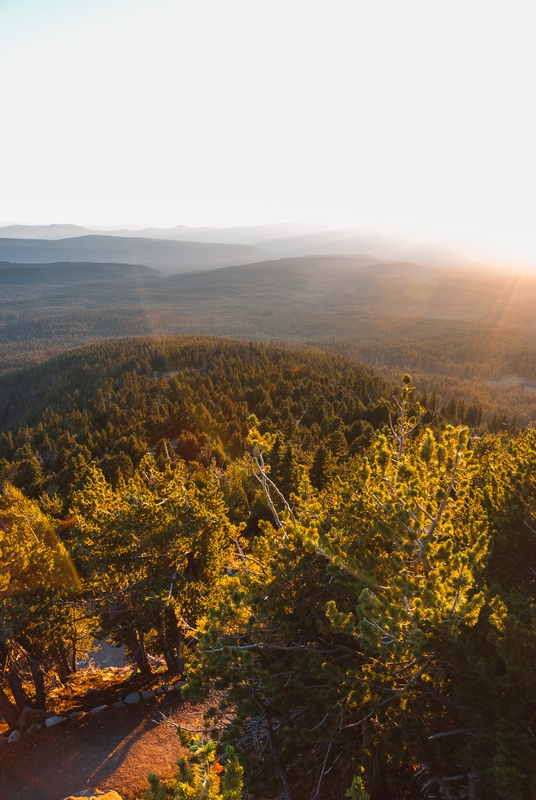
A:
[[0, 483, 81, 717], [185, 379, 496, 799], [161, 734, 244, 800]]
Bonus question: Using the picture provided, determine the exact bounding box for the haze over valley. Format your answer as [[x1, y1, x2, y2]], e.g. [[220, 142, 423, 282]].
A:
[[2, 2, 536, 799], [2, 237, 536, 430]]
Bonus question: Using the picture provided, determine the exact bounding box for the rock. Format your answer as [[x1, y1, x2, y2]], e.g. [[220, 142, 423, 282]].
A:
[[155, 687, 163, 696], [124, 692, 140, 704], [46, 715, 66, 727], [64, 791, 123, 799], [69, 710, 84, 719], [27, 723, 43, 734], [89, 705, 108, 715], [160, 684, 171, 692], [173, 680, 186, 691], [141, 689, 155, 700], [8, 729, 21, 743], [112, 700, 125, 709], [17, 705, 46, 733]]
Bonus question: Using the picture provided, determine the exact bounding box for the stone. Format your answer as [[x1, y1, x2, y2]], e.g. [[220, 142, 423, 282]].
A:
[[112, 700, 125, 709], [46, 715, 66, 727], [8, 729, 21, 743], [141, 689, 155, 700], [89, 705, 108, 715], [27, 723, 43, 734], [124, 692, 140, 704], [173, 680, 186, 691], [17, 705, 46, 733], [69, 710, 84, 719], [155, 687, 163, 696]]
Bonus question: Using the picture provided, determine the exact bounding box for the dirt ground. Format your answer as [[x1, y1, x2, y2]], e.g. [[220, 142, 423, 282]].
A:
[[0, 692, 205, 800]]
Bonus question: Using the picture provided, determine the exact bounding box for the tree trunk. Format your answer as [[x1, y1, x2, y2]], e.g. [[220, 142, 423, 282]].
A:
[[25, 651, 46, 709], [467, 771, 479, 800], [16, 637, 46, 709], [261, 704, 293, 800], [8, 662, 28, 711], [128, 628, 151, 675], [50, 642, 72, 684], [71, 626, 77, 672], [159, 626, 178, 672], [159, 613, 181, 673], [0, 686, 20, 729], [137, 628, 151, 675]]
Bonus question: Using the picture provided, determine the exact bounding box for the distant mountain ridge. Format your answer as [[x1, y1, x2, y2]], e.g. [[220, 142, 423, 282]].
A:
[[0, 224, 90, 239], [0, 235, 267, 274], [0, 260, 160, 285], [0, 223, 478, 270], [0, 222, 331, 242]]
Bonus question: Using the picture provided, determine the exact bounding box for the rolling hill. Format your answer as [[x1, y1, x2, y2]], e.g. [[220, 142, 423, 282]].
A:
[[1, 253, 536, 424], [0, 235, 267, 274]]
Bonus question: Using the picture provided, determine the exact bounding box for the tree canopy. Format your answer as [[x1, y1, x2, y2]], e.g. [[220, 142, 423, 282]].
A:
[[0, 337, 535, 800]]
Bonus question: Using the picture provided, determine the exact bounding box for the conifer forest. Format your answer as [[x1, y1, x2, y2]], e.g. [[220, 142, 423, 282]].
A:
[[1, 334, 536, 799], [2, 4, 536, 796]]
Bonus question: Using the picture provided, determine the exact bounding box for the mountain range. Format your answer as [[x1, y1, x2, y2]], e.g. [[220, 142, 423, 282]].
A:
[[0, 235, 266, 274], [0, 224, 480, 270]]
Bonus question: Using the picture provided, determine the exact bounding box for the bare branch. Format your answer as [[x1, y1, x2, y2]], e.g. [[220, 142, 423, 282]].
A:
[[428, 728, 472, 740]]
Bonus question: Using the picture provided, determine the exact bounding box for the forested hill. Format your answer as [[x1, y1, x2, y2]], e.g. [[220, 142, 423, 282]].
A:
[[0, 336, 388, 506], [0, 235, 266, 273], [3, 255, 536, 428], [3, 336, 536, 798], [0, 260, 160, 284]]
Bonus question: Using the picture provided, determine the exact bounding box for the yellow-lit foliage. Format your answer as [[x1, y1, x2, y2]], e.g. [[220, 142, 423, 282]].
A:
[[0, 483, 79, 597]]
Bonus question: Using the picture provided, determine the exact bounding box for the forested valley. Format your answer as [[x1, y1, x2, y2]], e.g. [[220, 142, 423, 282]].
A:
[[2, 255, 536, 428], [1, 335, 536, 800]]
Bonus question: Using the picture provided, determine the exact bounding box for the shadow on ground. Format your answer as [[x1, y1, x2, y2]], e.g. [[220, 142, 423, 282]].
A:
[[0, 693, 200, 800]]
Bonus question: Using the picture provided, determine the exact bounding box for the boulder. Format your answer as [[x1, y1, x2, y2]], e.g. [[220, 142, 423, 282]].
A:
[[141, 689, 155, 700], [46, 715, 66, 727], [124, 692, 140, 704], [17, 705, 46, 733], [89, 705, 108, 715]]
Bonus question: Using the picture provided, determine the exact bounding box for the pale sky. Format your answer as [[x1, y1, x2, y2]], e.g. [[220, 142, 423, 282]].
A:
[[1, 0, 536, 262]]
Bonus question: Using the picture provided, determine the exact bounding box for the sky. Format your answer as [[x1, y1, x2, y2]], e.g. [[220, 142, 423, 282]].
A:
[[1, 0, 536, 263]]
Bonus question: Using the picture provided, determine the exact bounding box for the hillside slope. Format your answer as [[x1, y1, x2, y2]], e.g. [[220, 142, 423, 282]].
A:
[[0, 235, 266, 274], [2, 254, 536, 423]]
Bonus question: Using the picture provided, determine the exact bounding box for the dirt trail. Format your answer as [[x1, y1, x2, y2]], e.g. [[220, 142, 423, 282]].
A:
[[0, 693, 202, 800]]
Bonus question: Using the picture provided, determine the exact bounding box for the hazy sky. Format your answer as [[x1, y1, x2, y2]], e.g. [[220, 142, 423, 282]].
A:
[[1, 0, 535, 261]]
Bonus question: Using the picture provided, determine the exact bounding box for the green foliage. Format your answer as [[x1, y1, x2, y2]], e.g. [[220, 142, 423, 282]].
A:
[[346, 777, 370, 800], [144, 773, 168, 800], [3, 339, 536, 800], [0, 336, 386, 516], [0, 483, 83, 710], [184, 377, 536, 800], [147, 733, 243, 800], [69, 454, 241, 673]]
